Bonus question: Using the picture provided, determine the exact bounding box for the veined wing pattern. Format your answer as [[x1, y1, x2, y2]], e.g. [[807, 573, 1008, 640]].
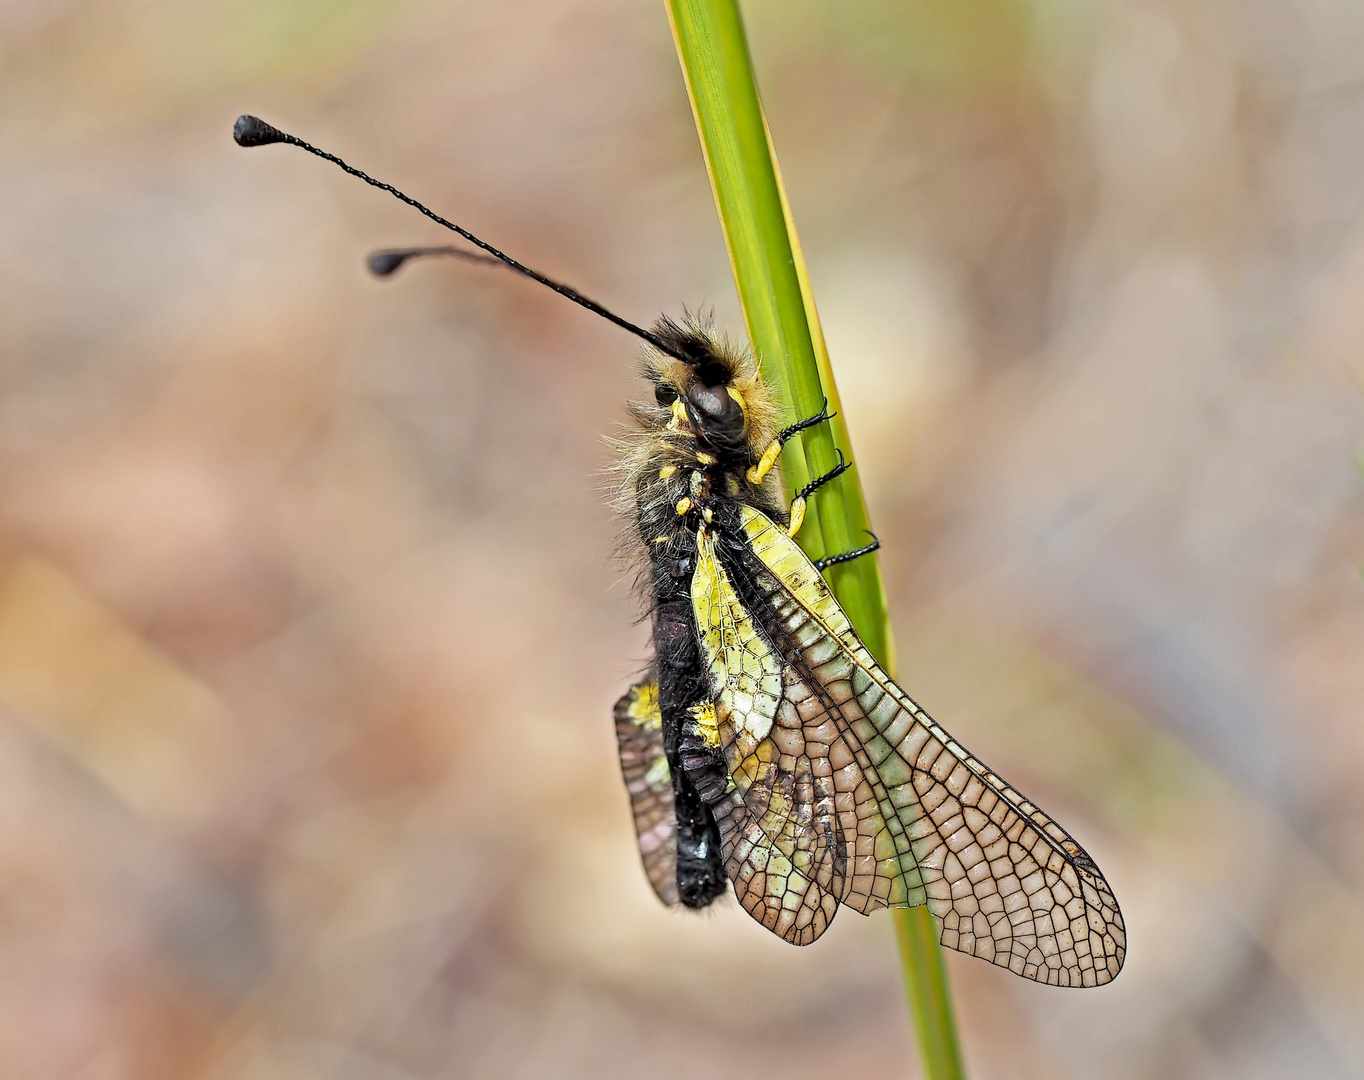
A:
[[613, 680, 679, 906], [689, 505, 1125, 986]]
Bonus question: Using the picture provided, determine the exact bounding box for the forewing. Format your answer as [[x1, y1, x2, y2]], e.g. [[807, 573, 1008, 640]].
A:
[[697, 507, 1126, 985], [614, 681, 679, 906], [691, 530, 843, 944]]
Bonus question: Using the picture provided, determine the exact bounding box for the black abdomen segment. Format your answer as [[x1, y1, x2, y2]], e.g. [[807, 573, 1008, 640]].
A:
[[651, 587, 728, 908]]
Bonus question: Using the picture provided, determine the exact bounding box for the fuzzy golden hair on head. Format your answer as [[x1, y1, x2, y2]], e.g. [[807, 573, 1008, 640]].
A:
[[606, 314, 786, 558], [644, 313, 781, 446]]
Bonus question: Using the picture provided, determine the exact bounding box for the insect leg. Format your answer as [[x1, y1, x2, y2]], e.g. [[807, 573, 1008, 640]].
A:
[[794, 449, 850, 501], [746, 399, 834, 485], [786, 450, 851, 538], [777, 398, 835, 444], [813, 531, 880, 571]]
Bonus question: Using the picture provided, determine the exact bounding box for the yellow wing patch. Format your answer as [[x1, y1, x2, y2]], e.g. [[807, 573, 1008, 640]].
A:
[[691, 528, 843, 944], [689, 508, 1126, 986]]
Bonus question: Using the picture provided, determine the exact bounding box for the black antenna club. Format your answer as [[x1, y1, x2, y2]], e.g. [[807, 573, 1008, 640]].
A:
[[232, 115, 684, 360], [366, 246, 505, 278]]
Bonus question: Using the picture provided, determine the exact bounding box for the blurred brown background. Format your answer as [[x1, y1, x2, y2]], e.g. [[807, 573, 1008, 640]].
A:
[[1, 0, 1362, 1077]]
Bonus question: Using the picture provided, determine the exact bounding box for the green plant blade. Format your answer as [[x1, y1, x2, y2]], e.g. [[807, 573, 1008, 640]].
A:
[[898, 906, 970, 1080], [665, 0, 824, 550], [664, 2, 966, 1077], [762, 115, 892, 666]]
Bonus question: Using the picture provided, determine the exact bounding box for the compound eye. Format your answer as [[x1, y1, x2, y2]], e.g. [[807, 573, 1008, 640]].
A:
[[687, 384, 742, 428], [654, 382, 679, 407]]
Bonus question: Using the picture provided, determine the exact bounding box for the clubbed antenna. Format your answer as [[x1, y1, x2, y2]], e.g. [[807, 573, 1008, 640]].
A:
[[232, 115, 685, 359], [366, 246, 504, 278]]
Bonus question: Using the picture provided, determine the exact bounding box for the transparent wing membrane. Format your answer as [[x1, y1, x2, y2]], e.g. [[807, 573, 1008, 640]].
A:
[[689, 507, 1125, 985], [613, 681, 680, 906]]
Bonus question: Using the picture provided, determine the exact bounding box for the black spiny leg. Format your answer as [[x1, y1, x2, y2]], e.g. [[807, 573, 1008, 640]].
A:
[[814, 531, 881, 572], [776, 398, 833, 445], [748, 400, 834, 488], [795, 449, 851, 502], [784, 450, 853, 540]]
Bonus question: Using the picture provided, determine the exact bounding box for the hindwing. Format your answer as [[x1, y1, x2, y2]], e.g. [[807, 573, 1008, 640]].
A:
[[613, 680, 679, 906], [689, 505, 1126, 986]]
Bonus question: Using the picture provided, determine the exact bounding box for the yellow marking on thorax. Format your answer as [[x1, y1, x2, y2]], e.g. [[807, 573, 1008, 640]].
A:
[[695, 451, 717, 466], [666, 399, 688, 432], [675, 497, 692, 516], [690, 702, 720, 747], [658, 464, 677, 480], [626, 682, 662, 729]]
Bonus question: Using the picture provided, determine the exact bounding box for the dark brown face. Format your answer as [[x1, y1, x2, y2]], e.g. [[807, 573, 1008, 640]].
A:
[[646, 316, 753, 455], [684, 381, 746, 450], [651, 374, 748, 454]]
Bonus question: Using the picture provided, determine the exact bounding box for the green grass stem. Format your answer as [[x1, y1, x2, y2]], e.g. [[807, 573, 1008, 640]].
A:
[[664, 3, 966, 1077]]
